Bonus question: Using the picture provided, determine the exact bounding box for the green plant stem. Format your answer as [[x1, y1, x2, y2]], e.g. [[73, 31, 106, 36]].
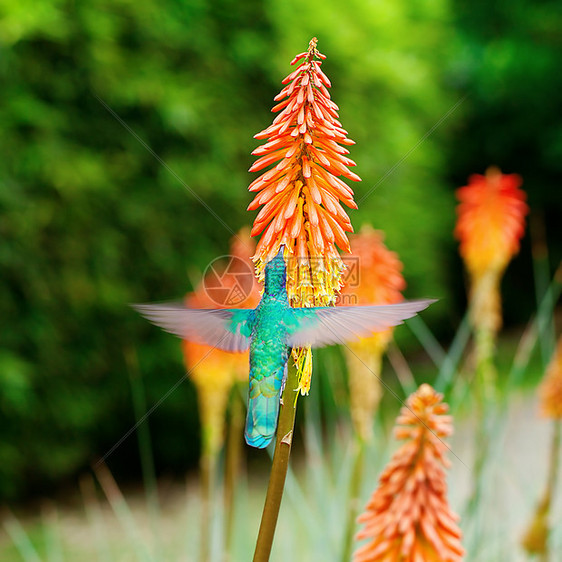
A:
[[509, 264, 562, 388], [530, 211, 556, 368], [253, 363, 299, 562], [546, 421, 561, 513], [224, 388, 245, 560], [200, 450, 216, 562], [465, 326, 496, 522], [465, 407, 490, 521], [521, 421, 561, 561], [539, 420, 561, 562], [475, 326, 497, 404], [125, 348, 160, 527], [340, 438, 365, 562]]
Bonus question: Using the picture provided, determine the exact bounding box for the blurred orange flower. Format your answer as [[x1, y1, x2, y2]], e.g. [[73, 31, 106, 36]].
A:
[[182, 229, 261, 456], [248, 38, 360, 394], [341, 226, 406, 440], [455, 168, 528, 392], [341, 226, 405, 331], [354, 384, 464, 562], [539, 336, 562, 419], [455, 167, 528, 279]]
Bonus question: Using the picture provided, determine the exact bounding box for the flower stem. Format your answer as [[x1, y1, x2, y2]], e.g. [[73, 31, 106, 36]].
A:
[[522, 420, 561, 560], [541, 420, 561, 561], [199, 449, 216, 562], [341, 438, 365, 562], [253, 362, 299, 562], [546, 420, 561, 514], [224, 388, 245, 559], [125, 347, 161, 529], [465, 325, 496, 524], [475, 325, 498, 403]]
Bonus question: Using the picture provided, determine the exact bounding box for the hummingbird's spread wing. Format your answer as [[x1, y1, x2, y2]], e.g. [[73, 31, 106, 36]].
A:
[[133, 303, 255, 352], [285, 299, 435, 348]]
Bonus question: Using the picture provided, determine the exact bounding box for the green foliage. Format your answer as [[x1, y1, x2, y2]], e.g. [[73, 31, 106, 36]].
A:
[[0, 0, 457, 499], [1, 0, 559, 500]]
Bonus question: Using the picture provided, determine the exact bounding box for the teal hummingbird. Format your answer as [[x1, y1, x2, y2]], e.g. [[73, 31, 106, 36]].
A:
[[134, 247, 433, 449]]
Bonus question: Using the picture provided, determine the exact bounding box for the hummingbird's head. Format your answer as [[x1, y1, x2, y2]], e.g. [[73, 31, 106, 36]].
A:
[[264, 245, 287, 295]]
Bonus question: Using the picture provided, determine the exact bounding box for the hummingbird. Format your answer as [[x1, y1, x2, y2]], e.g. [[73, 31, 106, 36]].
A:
[[134, 247, 434, 449]]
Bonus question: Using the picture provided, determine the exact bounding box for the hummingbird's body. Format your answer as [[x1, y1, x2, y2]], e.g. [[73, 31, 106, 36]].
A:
[[135, 248, 434, 449], [245, 247, 291, 447]]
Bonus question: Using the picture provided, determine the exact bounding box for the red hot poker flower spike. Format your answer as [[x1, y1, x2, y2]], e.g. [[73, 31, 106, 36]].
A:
[[249, 37, 360, 308], [354, 384, 465, 562], [248, 38, 361, 395]]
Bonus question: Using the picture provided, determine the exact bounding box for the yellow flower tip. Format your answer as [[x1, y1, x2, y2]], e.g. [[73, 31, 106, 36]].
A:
[[539, 336, 562, 419], [354, 384, 464, 562], [293, 346, 313, 395], [521, 502, 549, 555], [455, 167, 529, 279]]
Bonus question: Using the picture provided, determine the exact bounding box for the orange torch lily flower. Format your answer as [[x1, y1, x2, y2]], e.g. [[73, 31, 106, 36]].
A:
[[248, 37, 360, 393], [455, 167, 528, 334], [249, 37, 359, 272], [455, 167, 528, 280], [341, 225, 406, 441], [354, 384, 464, 562], [455, 167, 528, 394]]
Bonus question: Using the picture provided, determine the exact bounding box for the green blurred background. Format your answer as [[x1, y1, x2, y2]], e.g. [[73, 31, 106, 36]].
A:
[[1, 0, 561, 501]]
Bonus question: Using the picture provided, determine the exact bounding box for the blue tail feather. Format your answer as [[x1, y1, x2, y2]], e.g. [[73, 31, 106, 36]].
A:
[[244, 392, 280, 448], [244, 363, 287, 448]]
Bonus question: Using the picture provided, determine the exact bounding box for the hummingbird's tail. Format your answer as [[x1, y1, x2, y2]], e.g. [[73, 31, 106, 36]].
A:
[[244, 365, 286, 448]]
